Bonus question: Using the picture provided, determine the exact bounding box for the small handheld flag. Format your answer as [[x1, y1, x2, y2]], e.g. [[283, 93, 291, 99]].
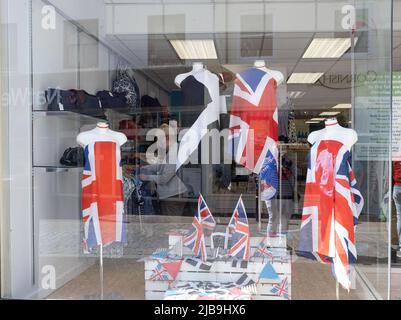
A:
[[228, 196, 251, 261]]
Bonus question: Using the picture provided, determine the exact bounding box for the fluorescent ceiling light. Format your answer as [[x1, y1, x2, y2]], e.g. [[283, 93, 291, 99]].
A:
[[287, 73, 324, 84], [170, 39, 218, 59], [303, 38, 358, 59], [288, 91, 306, 99], [319, 111, 341, 116], [305, 121, 320, 124], [310, 118, 326, 121], [332, 103, 352, 109]]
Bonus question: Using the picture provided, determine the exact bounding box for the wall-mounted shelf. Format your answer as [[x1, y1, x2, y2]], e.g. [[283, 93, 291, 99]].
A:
[[33, 110, 105, 122]]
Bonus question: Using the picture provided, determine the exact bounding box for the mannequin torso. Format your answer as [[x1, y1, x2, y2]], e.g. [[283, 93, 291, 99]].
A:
[[77, 122, 127, 147], [253, 60, 284, 86], [174, 62, 219, 88], [307, 118, 357, 149]]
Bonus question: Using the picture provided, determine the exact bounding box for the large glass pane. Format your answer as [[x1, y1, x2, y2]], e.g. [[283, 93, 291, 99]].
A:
[[0, 0, 393, 300]]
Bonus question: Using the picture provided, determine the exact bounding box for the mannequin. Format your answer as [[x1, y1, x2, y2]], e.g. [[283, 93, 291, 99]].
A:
[[298, 116, 363, 291], [77, 122, 127, 147], [174, 62, 225, 170], [307, 117, 357, 148], [77, 122, 127, 253], [253, 60, 285, 86]]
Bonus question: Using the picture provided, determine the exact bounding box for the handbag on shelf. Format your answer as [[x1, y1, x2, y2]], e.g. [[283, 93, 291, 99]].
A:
[[96, 90, 128, 110], [60, 147, 85, 167], [112, 62, 140, 112], [45, 88, 79, 112], [45, 88, 106, 119]]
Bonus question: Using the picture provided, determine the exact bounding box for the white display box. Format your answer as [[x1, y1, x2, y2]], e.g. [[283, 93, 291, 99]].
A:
[[144, 233, 291, 300]]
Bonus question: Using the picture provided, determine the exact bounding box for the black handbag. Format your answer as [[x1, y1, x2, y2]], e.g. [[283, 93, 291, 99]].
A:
[[45, 88, 79, 112], [60, 147, 85, 167], [45, 88, 106, 119]]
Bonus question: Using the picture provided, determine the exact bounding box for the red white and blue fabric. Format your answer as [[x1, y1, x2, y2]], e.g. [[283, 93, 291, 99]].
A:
[[229, 68, 279, 200], [198, 194, 216, 231], [297, 140, 364, 290], [271, 277, 289, 299], [82, 141, 125, 252], [184, 206, 207, 261], [255, 237, 274, 262], [229, 197, 251, 261]]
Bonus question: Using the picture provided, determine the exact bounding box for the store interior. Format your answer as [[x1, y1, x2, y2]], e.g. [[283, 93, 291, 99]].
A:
[[5, 0, 400, 300]]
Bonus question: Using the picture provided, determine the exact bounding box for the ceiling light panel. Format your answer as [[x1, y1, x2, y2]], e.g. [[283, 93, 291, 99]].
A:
[[288, 91, 306, 99], [287, 73, 324, 84], [332, 103, 352, 109], [319, 111, 341, 116], [302, 38, 358, 59], [170, 39, 218, 60], [305, 121, 320, 124]]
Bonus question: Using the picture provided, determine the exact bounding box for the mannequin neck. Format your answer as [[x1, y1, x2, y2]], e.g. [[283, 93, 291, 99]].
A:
[[96, 122, 109, 132], [192, 62, 204, 72], [254, 60, 266, 69], [325, 118, 339, 128]]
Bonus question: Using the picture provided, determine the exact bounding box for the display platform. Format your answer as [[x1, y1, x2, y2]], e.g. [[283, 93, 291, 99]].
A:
[[143, 231, 291, 300]]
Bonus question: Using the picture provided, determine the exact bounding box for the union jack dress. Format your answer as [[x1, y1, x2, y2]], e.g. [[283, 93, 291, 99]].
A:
[[81, 141, 126, 252], [297, 139, 364, 290], [229, 68, 279, 200]]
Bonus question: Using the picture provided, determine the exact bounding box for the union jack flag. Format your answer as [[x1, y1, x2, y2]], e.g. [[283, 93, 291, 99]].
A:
[[184, 206, 207, 261], [271, 277, 289, 299], [229, 197, 251, 261], [81, 141, 125, 252], [229, 68, 279, 200], [198, 194, 216, 231], [228, 204, 239, 233], [254, 237, 274, 262], [297, 140, 364, 291], [149, 263, 173, 281]]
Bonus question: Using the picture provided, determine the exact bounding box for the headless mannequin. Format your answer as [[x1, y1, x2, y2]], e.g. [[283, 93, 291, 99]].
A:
[[252, 61, 285, 234], [77, 122, 127, 147], [307, 118, 358, 148], [253, 60, 284, 86], [174, 62, 205, 88]]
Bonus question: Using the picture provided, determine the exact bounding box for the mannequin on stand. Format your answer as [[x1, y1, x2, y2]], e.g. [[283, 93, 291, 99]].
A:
[[174, 62, 224, 170], [237, 60, 285, 234], [298, 117, 363, 293], [77, 122, 127, 299]]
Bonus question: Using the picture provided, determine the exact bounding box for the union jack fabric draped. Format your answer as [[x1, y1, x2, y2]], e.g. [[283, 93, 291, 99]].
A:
[[229, 197, 251, 261], [184, 206, 207, 261], [229, 68, 279, 200], [198, 194, 216, 231], [82, 141, 125, 252], [297, 140, 364, 290]]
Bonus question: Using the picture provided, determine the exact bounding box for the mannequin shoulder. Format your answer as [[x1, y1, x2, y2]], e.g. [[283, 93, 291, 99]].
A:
[[77, 131, 92, 146], [113, 131, 128, 146], [270, 70, 284, 85], [307, 130, 322, 144], [343, 127, 358, 146], [174, 72, 191, 87]]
